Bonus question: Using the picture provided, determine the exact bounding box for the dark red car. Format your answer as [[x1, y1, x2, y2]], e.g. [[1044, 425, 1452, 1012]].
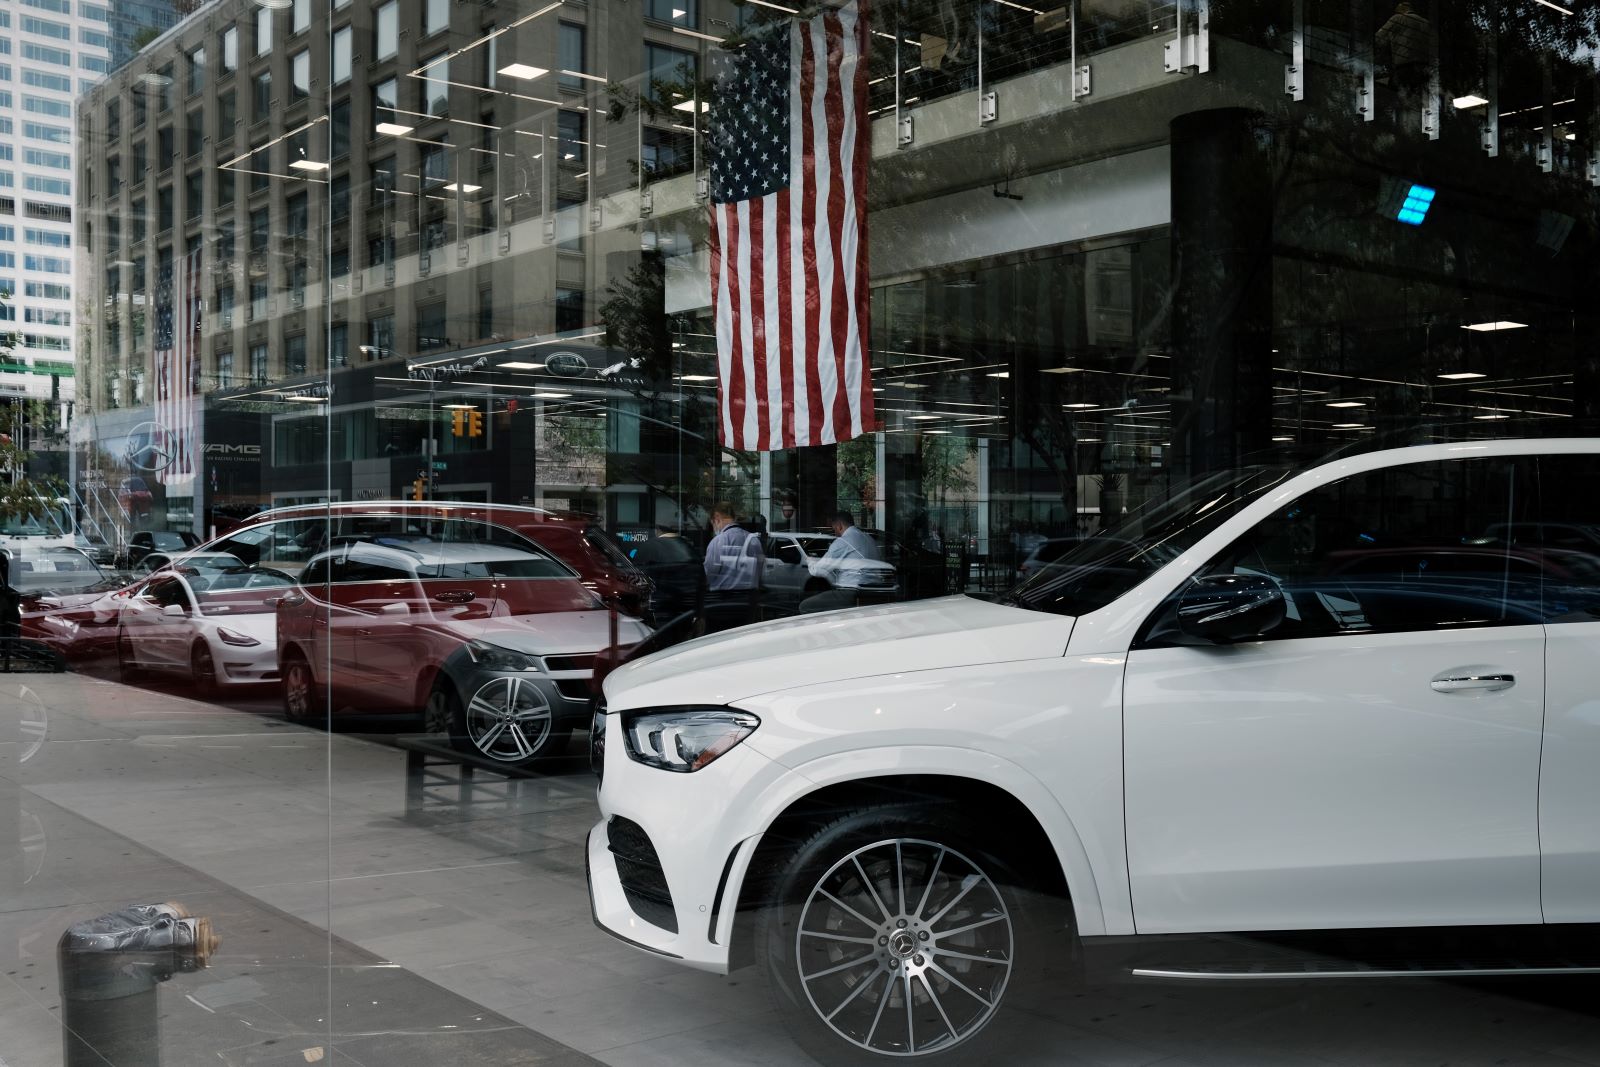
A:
[[213, 501, 656, 618], [270, 516, 650, 767]]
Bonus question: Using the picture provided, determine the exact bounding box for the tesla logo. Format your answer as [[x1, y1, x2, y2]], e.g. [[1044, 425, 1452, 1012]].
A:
[[203, 444, 262, 456]]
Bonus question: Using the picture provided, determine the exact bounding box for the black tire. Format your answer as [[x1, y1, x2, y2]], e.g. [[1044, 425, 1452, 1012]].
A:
[[281, 650, 325, 724], [431, 675, 569, 770], [116, 628, 144, 682], [755, 806, 1059, 1066], [191, 642, 218, 698]]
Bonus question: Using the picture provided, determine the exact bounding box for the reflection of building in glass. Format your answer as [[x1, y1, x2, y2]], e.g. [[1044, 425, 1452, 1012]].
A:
[[107, 0, 180, 70], [73, 0, 1600, 586]]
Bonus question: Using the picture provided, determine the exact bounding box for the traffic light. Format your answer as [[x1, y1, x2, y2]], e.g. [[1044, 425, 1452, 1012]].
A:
[[412, 477, 425, 501], [450, 409, 484, 437], [468, 410, 483, 437], [451, 409, 466, 437]]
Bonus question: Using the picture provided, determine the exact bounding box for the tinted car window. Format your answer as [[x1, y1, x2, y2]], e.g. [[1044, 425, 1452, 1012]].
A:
[[1534, 455, 1600, 623], [1153, 457, 1540, 643]]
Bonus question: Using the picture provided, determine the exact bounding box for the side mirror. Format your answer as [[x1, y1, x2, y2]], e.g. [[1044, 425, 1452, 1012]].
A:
[[1177, 574, 1286, 644], [161, 603, 186, 619]]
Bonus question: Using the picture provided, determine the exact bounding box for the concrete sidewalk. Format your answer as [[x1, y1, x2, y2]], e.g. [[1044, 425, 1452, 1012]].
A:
[[9, 673, 1600, 1067]]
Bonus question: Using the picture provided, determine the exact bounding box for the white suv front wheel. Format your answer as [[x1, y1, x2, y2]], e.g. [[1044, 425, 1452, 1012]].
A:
[[757, 808, 1041, 1065]]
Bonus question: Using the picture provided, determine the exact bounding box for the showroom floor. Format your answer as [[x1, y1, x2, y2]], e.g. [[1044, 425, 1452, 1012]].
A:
[[7, 673, 1600, 1066]]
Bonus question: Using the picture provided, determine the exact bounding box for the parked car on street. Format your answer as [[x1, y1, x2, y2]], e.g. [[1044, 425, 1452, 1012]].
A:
[[275, 516, 650, 768], [133, 550, 248, 577], [121, 530, 200, 570], [588, 440, 1600, 1065], [5, 546, 129, 661], [211, 501, 656, 618], [116, 566, 293, 694], [763, 532, 898, 611]]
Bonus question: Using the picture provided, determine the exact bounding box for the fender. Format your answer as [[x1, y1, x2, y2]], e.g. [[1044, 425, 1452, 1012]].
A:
[[712, 744, 1123, 944]]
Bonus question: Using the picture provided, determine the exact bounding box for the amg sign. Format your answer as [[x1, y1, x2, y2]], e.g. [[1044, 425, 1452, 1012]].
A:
[[204, 443, 263, 458]]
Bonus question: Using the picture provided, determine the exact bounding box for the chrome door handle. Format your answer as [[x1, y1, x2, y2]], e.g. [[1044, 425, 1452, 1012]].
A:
[[434, 590, 475, 603], [1431, 674, 1515, 693]]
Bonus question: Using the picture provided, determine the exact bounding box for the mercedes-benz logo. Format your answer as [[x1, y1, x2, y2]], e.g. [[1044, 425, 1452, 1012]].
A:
[[125, 421, 175, 473]]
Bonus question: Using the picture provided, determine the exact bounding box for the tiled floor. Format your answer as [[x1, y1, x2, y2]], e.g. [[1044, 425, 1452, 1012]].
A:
[[6, 670, 1600, 1066]]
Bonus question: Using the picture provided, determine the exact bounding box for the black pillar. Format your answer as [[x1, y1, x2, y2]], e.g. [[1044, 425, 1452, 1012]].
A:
[[795, 444, 838, 529], [1169, 108, 1275, 476]]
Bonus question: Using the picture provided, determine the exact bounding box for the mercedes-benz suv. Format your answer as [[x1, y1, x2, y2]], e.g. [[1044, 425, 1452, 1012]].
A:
[[588, 440, 1600, 1064]]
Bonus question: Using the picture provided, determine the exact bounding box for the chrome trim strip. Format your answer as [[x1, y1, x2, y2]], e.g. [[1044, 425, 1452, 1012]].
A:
[[1132, 964, 1600, 981]]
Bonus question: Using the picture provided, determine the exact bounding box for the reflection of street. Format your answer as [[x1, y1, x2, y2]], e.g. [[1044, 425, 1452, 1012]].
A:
[[4, 669, 1600, 1065]]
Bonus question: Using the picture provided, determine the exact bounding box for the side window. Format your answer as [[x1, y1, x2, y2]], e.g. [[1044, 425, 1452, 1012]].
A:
[[215, 520, 326, 573], [211, 524, 273, 566], [147, 577, 189, 611], [1172, 458, 1539, 641], [1534, 455, 1600, 623], [299, 555, 331, 588], [431, 519, 573, 579], [339, 544, 415, 583]]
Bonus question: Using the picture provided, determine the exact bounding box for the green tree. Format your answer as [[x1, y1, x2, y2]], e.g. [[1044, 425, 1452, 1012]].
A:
[[0, 292, 64, 521]]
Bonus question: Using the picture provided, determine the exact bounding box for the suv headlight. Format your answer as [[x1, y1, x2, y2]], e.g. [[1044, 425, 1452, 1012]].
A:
[[621, 707, 760, 773], [465, 639, 541, 672]]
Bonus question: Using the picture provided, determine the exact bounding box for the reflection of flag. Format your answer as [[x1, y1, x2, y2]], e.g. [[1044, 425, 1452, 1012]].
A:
[[153, 248, 202, 485], [708, 0, 875, 451]]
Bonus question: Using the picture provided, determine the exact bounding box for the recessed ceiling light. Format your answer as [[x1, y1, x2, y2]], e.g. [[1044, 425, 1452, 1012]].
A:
[[986, 371, 1010, 379], [498, 361, 543, 370], [899, 383, 927, 389], [1452, 94, 1489, 109], [1042, 366, 1084, 374], [498, 63, 549, 80], [375, 122, 414, 136], [1326, 401, 1366, 408], [531, 391, 572, 399], [1272, 435, 1294, 442], [441, 183, 483, 193], [908, 415, 940, 420], [1474, 413, 1512, 420], [925, 429, 950, 434], [676, 374, 717, 382], [672, 99, 709, 112], [1332, 423, 1369, 430], [289, 159, 329, 171], [441, 403, 476, 409], [1567, 132, 1578, 141], [1063, 402, 1096, 409], [1463, 321, 1528, 332], [1437, 371, 1486, 380], [672, 6, 687, 16]]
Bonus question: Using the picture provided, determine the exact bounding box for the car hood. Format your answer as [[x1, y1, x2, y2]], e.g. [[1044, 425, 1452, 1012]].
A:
[[604, 595, 1073, 708], [439, 611, 652, 657]]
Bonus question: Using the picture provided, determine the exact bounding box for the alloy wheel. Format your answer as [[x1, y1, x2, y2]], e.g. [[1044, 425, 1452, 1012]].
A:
[[192, 645, 217, 695], [794, 838, 1014, 1058], [284, 659, 312, 721], [463, 676, 552, 762]]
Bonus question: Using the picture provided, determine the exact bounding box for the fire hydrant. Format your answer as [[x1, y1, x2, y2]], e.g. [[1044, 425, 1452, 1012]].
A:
[[58, 901, 219, 1067]]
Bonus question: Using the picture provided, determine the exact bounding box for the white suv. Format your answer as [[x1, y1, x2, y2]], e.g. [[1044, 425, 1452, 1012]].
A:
[[587, 440, 1600, 1064]]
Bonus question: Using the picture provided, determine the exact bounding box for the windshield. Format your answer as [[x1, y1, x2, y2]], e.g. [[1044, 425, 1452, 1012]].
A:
[[5, 547, 107, 594], [794, 537, 834, 558], [1003, 466, 1295, 617]]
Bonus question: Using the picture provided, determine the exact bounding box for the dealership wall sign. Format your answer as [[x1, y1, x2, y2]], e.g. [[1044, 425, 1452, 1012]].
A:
[[124, 421, 176, 472], [545, 352, 588, 377], [407, 356, 488, 382]]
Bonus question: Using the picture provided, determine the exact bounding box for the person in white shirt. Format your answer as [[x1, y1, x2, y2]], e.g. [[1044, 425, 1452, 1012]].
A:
[[703, 501, 765, 631], [801, 510, 882, 614]]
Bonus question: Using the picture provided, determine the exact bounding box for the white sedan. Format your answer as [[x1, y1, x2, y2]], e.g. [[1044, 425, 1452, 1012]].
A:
[[117, 566, 293, 694], [589, 439, 1600, 1064]]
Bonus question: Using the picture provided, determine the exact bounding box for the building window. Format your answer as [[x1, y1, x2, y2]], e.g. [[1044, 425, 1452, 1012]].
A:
[[292, 0, 309, 34], [158, 64, 174, 110], [555, 287, 584, 332], [643, 44, 697, 109], [367, 313, 393, 357], [416, 302, 446, 350], [291, 50, 309, 99], [249, 280, 267, 321], [372, 77, 397, 133], [157, 187, 173, 231], [477, 288, 493, 338], [218, 168, 234, 207], [424, 0, 447, 36], [248, 341, 268, 382], [255, 5, 272, 55], [216, 350, 233, 388], [330, 175, 349, 222], [216, 283, 234, 320], [286, 333, 307, 375], [253, 71, 270, 123], [557, 111, 585, 163], [331, 99, 351, 158], [157, 126, 174, 169], [422, 54, 448, 117], [186, 112, 202, 157], [250, 206, 269, 252], [221, 27, 237, 72], [332, 26, 352, 84], [374, 1, 397, 61], [217, 220, 235, 261], [184, 172, 202, 219], [328, 322, 347, 367], [217, 89, 235, 137], [559, 23, 586, 91], [643, 126, 691, 179], [186, 47, 204, 95]]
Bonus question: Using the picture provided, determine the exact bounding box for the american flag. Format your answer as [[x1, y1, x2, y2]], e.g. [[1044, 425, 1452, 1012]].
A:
[[152, 247, 202, 485], [708, 0, 875, 451]]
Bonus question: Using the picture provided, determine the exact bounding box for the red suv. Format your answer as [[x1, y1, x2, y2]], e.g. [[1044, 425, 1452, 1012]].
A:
[[200, 505, 652, 768], [221, 502, 655, 618]]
